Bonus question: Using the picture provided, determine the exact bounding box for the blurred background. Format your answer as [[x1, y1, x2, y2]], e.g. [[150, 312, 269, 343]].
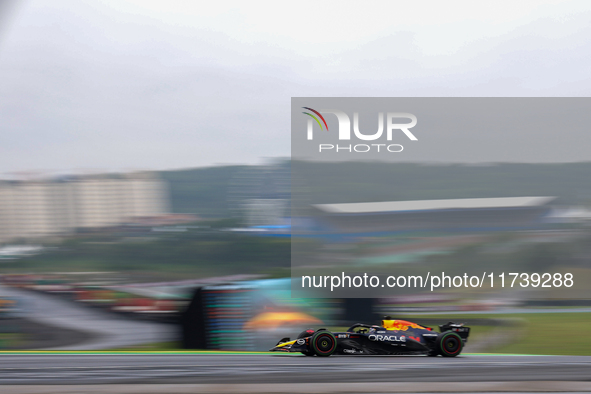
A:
[[0, 0, 591, 357], [1, 161, 591, 355]]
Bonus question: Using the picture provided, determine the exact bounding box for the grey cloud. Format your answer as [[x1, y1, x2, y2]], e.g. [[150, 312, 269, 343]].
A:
[[1, 1, 591, 174]]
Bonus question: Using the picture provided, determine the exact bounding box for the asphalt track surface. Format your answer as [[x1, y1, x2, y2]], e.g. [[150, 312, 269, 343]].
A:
[[0, 353, 590, 385]]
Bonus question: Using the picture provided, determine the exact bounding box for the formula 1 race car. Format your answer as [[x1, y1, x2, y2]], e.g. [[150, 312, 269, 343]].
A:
[[270, 317, 470, 357]]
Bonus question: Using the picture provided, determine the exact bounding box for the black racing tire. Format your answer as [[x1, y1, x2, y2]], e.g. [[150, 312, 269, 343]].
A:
[[311, 331, 336, 357], [437, 331, 463, 357]]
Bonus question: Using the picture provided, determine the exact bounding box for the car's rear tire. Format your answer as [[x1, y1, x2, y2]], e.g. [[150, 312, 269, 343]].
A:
[[437, 331, 463, 357], [311, 331, 336, 357]]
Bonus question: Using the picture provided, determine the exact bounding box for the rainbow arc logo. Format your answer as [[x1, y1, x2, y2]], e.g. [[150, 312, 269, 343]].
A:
[[302, 107, 329, 131]]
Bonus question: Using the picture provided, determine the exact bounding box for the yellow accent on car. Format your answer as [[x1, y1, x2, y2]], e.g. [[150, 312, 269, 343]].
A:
[[382, 319, 423, 331], [276, 340, 297, 348]]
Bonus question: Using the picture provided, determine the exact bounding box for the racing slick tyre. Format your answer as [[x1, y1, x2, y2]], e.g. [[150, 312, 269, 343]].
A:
[[310, 331, 337, 357], [437, 331, 463, 357]]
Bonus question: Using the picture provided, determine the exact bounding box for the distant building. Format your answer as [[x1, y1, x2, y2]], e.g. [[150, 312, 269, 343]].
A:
[[244, 199, 288, 227], [310, 196, 556, 235], [0, 173, 169, 242]]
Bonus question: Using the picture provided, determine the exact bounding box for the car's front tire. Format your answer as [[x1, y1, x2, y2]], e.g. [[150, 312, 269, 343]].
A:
[[311, 331, 336, 357]]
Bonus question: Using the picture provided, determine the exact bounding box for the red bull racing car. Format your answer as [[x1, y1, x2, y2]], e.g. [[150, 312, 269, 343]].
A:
[[270, 317, 469, 357]]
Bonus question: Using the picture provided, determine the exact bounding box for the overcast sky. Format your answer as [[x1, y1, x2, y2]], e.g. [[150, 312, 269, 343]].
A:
[[1, 0, 590, 175]]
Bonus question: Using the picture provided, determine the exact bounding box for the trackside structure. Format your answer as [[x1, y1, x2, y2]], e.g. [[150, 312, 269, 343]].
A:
[[311, 196, 556, 235]]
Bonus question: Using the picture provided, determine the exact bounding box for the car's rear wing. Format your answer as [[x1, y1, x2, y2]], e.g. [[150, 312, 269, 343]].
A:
[[439, 322, 470, 341]]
